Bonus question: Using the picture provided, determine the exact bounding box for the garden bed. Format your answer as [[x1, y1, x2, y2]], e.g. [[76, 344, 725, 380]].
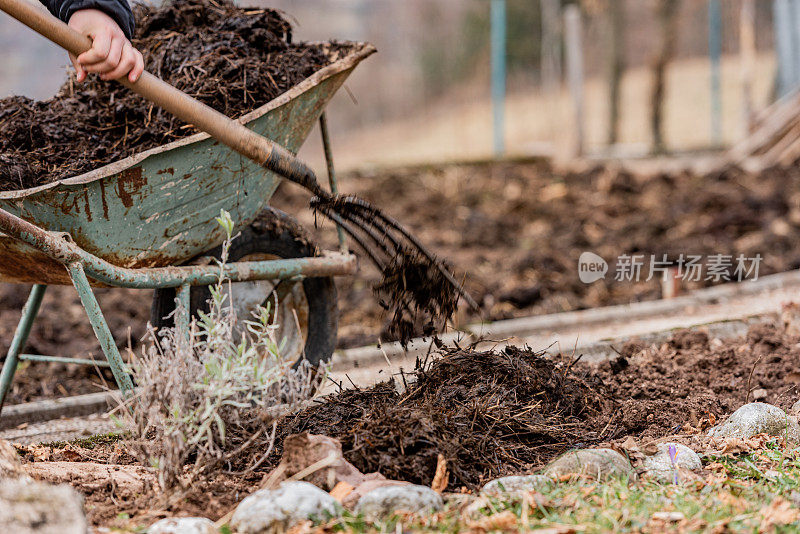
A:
[[13, 320, 800, 527]]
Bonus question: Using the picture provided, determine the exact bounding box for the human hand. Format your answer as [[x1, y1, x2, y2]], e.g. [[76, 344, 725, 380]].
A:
[[68, 9, 144, 83]]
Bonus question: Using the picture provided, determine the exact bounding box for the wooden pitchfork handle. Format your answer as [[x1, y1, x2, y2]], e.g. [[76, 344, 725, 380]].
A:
[[0, 0, 326, 196]]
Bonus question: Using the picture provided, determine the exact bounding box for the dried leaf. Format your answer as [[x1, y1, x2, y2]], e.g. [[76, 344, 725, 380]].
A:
[[329, 481, 354, 503], [759, 497, 800, 532], [431, 453, 449, 494], [468, 511, 519, 532]]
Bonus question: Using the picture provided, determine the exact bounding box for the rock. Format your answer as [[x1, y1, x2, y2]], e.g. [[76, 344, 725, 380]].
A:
[[354, 484, 444, 519], [0, 478, 87, 534], [709, 402, 800, 443], [642, 443, 702, 483], [265, 433, 385, 491], [26, 461, 156, 499], [231, 481, 340, 534], [752, 388, 768, 401], [480, 475, 552, 496], [544, 448, 635, 481], [341, 479, 409, 509], [148, 517, 218, 534], [791, 400, 800, 416], [0, 439, 25, 479]]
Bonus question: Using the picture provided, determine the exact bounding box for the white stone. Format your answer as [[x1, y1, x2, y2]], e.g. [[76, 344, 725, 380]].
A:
[[642, 443, 702, 483], [709, 402, 800, 443], [0, 478, 87, 534], [543, 448, 635, 481], [230, 481, 340, 534], [355, 484, 444, 519], [148, 517, 218, 534], [480, 475, 551, 496]]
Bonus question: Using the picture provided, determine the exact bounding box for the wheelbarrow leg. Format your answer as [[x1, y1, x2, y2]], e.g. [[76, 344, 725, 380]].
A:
[[0, 284, 46, 414], [68, 263, 134, 397], [176, 284, 191, 343]]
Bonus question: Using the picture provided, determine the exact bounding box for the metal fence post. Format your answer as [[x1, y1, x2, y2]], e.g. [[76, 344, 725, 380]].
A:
[[709, 0, 723, 146], [491, 0, 506, 158]]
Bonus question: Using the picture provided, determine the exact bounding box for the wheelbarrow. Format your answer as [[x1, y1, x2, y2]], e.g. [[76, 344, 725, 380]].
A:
[[0, 33, 376, 413]]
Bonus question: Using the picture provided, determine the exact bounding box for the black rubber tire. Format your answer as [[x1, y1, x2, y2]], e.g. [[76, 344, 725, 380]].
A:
[[151, 208, 338, 367]]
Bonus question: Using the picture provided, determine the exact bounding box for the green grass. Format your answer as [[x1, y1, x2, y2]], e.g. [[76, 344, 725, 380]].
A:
[[44, 431, 128, 450], [318, 441, 800, 533]]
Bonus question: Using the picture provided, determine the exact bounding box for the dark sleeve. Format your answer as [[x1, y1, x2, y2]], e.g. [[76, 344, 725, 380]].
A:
[[39, 0, 134, 39]]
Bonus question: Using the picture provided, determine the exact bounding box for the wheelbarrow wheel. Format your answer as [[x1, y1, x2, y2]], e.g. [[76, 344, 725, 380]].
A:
[[150, 208, 338, 367]]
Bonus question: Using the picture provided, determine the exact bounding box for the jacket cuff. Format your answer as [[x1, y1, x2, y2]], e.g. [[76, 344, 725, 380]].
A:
[[58, 0, 134, 40]]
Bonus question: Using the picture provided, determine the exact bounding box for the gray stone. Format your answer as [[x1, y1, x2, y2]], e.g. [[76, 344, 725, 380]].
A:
[[0, 439, 25, 479], [355, 484, 444, 519], [642, 443, 702, 483], [230, 481, 340, 534], [0, 478, 87, 534], [543, 448, 635, 481], [148, 517, 218, 534], [480, 475, 552, 496], [708, 402, 800, 443], [790, 400, 800, 416]]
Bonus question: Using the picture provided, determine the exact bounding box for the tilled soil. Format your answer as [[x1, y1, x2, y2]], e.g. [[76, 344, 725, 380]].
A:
[[271, 160, 800, 346], [16, 320, 800, 526], [0, 0, 354, 189], [593, 323, 800, 439]]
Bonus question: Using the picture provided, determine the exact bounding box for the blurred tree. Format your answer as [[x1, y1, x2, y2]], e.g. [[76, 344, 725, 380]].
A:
[[651, 0, 679, 153], [419, 0, 545, 97], [606, 0, 624, 145]]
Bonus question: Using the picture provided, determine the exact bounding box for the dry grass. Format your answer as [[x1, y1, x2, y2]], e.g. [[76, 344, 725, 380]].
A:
[[124, 211, 323, 489]]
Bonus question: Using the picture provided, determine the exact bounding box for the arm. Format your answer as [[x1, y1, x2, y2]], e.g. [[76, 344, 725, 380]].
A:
[[39, 0, 143, 82]]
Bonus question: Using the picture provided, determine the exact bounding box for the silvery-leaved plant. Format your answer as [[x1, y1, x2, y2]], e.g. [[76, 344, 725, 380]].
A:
[[125, 209, 324, 489]]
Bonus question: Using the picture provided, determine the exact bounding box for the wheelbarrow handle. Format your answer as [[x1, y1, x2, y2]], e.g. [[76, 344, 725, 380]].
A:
[[0, 0, 325, 196]]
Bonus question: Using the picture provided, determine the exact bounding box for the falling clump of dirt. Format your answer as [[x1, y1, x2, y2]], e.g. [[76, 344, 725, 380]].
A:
[[373, 251, 460, 345], [279, 346, 613, 489], [312, 194, 465, 346], [0, 0, 360, 190]]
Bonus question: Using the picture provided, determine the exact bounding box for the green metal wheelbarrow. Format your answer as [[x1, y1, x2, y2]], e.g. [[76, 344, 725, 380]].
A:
[[0, 40, 376, 414]]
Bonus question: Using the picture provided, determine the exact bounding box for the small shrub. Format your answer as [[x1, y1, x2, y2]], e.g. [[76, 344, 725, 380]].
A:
[[126, 210, 323, 489]]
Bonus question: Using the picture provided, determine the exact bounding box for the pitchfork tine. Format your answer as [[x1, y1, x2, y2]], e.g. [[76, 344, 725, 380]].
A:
[[322, 211, 388, 269]]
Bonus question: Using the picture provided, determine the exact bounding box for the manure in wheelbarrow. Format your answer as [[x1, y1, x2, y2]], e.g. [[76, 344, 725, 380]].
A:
[[0, 0, 356, 190]]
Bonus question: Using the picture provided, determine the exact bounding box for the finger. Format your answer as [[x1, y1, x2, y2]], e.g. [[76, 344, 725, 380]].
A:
[[69, 53, 87, 82], [76, 28, 112, 65], [85, 35, 124, 74], [128, 49, 144, 83], [102, 42, 136, 80]]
